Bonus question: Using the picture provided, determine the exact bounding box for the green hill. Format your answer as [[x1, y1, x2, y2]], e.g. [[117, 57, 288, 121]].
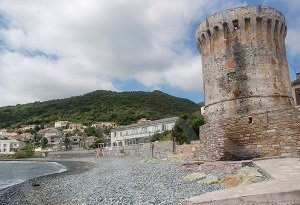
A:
[[0, 90, 200, 128]]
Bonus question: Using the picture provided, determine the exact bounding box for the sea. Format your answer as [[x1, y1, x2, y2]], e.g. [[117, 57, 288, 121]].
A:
[[0, 161, 67, 190]]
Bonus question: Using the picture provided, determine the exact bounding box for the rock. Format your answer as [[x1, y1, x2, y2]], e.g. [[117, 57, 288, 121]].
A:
[[219, 175, 243, 188], [183, 172, 207, 181], [199, 175, 219, 185], [220, 166, 264, 188], [240, 176, 263, 185], [236, 166, 262, 178]]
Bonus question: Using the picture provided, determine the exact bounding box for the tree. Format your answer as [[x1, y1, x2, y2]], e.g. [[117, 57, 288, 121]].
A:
[[172, 113, 204, 145], [40, 137, 48, 148], [89, 138, 105, 149], [64, 137, 71, 150], [15, 145, 34, 158]]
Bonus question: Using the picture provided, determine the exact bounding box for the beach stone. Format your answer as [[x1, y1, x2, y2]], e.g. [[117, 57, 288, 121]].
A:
[[236, 166, 263, 178], [220, 166, 264, 188], [219, 175, 243, 188], [183, 172, 207, 181], [199, 175, 219, 185]]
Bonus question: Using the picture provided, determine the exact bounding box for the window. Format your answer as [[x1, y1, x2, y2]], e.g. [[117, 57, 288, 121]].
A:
[[3, 144, 6, 147], [162, 125, 167, 131], [142, 127, 147, 133], [233, 19, 239, 30], [248, 116, 253, 124], [295, 88, 300, 106]]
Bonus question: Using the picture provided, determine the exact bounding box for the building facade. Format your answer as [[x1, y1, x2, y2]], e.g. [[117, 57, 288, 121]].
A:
[[0, 140, 25, 154], [110, 117, 178, 146], [292, 73, 300, 107], [196, 6, 300, 160], [44, 128, 63, 150], [55, 121, 69, 128], [91, 122, 117, 128]]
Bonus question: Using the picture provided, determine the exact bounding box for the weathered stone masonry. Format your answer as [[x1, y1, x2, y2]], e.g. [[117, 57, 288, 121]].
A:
[[195, 6, 300, 160], [198, 107, 300, 160]]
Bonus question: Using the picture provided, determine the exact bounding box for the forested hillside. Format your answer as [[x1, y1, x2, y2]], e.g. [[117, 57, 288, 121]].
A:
[[0, 90, 200, 128]]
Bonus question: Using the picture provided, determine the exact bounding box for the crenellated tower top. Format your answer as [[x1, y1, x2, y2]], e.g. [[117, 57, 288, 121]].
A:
[[196, 6, 286, 56]]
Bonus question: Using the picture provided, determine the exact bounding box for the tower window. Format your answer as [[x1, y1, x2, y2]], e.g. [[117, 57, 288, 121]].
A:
[[233, 20, 239, 30], [248, 116, 253, 124]]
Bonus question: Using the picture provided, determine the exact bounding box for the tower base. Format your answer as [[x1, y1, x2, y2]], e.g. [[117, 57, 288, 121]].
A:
[[198, 107, 300, 160]]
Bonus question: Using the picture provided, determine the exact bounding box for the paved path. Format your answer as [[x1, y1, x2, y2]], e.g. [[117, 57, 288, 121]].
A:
[[186, 158, 300, 205]]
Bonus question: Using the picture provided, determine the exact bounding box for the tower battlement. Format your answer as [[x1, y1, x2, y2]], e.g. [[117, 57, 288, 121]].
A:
[[196, 6, 287, 60]]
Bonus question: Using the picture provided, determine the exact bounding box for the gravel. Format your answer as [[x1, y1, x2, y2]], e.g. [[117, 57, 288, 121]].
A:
[[0, 157, 223, 205]]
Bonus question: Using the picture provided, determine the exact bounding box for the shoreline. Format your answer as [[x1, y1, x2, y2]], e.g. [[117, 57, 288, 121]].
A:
[[0, 157, 270, 205], [0, 159, 95, 205]]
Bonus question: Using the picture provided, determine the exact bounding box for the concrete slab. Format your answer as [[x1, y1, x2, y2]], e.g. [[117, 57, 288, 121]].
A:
[[186, 158, 300, 205]]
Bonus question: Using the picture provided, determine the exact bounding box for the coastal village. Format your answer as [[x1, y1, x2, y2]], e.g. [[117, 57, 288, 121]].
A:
[[0, 4, 300, 205], [0, 117, 179, 155]]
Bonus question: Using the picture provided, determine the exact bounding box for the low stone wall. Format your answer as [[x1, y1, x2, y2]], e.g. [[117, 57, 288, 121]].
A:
[[100, 141, 174, 158], [198, 108, 300, 160], [176, 144, 192, 154], [142, 140, 173, 158], [100, 144, 145, 157], [175, 141, 201, 156]]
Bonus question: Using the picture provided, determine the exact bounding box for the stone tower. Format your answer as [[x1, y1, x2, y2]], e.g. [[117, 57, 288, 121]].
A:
[[195, 6, 300, 160]]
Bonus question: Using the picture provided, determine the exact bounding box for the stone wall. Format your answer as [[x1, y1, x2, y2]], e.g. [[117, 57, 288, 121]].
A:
[[176, 144, 192, 155], [198, 108, 300, 160], [176, 140, 201, 157], [101, 141, 174, 158]]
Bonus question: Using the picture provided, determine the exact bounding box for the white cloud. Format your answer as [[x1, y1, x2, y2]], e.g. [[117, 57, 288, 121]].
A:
[[0, 0, 244, 106]]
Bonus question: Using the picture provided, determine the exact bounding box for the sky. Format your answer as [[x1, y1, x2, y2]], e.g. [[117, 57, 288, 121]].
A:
[[0, 0, 299, 107]]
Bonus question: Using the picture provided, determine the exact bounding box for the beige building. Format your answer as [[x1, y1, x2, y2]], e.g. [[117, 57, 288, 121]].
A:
[[44, 128, 63, 150], [292, 73, 300, 107], [69, 123, 82, 130], [91, 122, 117, 128]]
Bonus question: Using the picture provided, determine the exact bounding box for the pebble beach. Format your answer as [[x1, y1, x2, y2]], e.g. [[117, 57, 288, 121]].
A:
[[0, 157, 224, 205]]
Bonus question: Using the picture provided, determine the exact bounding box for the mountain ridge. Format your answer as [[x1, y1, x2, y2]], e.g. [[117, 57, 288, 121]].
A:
[[0, 90, 200, 128]]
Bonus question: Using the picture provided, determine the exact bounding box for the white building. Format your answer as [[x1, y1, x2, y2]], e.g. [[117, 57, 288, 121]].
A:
[[55, 121, 69, 128], [110, 117, 179, 146], [0, 140, 25, 154]]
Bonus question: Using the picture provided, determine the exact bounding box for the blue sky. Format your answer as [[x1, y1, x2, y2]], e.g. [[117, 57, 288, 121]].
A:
[[0, 0, 299, 106]]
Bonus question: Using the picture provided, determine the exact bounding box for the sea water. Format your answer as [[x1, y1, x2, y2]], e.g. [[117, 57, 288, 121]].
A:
[[0, 161, 67, 190]]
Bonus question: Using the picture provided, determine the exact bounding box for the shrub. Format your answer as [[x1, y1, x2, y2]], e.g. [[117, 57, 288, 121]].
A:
[[14, 147, 34, 159], [151, 131, 172, 142]]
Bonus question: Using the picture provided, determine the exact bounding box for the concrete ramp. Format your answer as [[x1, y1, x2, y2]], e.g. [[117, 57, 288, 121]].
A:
[[186, 158, 300, 205]]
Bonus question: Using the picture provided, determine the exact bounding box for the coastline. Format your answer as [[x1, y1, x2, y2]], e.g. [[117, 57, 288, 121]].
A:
[[0, 159, 95, 205]]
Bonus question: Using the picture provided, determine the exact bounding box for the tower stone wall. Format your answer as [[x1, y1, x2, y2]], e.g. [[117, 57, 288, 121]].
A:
[[196, 6, 300, 160]]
